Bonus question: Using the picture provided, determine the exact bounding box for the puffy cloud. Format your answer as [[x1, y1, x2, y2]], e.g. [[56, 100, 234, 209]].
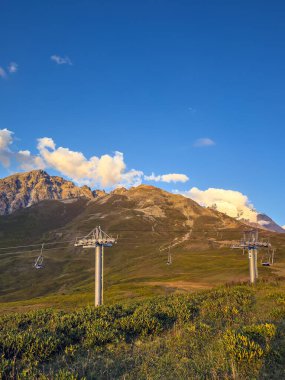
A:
[[36, 138, 142, 187], [0, 129, 189, 189], [144, 172, 189, 183], [0, 130, 144, 188], [194, 138, 215, 147], [179, 187, 258, 222], [37, 137, 56, 151], [8, 62, 18, 73], [0, 129, 13, 150], [51, 55, 72, 65], [0, 67, 7, 79], [120, 169, 144, 187], [16, 150, 45, 171], [258, 220, 270, 226], [0, 129, 13, 167], [283, 226, 285, 230], [0, 62, 18, 78], [0, 66, 7, 78]]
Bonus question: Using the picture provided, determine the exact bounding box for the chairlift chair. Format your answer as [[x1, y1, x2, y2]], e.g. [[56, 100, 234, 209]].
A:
[[34, 243, 45, 269], [261, 246, 273, 267], [166, 247, 172, 265]]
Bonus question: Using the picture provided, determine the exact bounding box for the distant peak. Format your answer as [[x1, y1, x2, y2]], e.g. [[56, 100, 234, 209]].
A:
[[93, 189, 107, 197], [134, 184, 160, 191], [111, 187, 127, 195], [28, 169, 49, 177]]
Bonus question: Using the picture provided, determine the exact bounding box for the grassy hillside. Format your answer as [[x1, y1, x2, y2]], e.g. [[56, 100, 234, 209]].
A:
[[1, 280, 285, 379], [1, 186, 285, 311]]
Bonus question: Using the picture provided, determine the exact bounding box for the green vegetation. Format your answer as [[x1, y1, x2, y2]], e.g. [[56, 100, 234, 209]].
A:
[[1, 280, 285, 379], [1, 189, 285, 378]]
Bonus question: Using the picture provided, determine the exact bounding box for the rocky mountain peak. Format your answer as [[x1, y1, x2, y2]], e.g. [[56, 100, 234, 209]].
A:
[[93, 189, 107, 197], [0, 170, 95, 215]]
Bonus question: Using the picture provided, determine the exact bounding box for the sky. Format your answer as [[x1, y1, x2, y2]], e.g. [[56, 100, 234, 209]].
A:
[[0, 0, 285, 226]]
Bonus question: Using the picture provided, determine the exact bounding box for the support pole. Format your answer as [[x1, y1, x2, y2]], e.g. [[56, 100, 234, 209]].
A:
[[102, 246, 104, 304], [95, 245, 103, 306], [254, 249, 258, 279], [248, 249, 256, 284]]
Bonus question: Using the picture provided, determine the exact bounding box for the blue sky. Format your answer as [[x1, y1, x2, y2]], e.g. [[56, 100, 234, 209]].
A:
[[0, 0, 285, 225]]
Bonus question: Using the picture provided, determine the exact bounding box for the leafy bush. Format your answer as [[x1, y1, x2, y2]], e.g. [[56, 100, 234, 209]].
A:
[[1, 283, 284, 379]]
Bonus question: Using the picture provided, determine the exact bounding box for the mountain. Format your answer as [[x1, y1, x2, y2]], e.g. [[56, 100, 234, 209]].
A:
[[256, 213, 285, 234], [208, 203, 285, 234], [0, 170, 283, 234], [2, 179, 284, 307], [234, 213, 285, 234], [1, 171, 284, 309], [0, 170, 95, 215]]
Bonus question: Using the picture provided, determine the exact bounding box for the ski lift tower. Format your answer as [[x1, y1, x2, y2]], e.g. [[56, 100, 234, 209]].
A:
[[74, 226, 116, 306], [235, 230, 271, 284]]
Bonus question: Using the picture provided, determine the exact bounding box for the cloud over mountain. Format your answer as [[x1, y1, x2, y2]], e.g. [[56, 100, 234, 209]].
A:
[[176, 186, 284, 232], [0, 129, 189, 189], [180, 187, 257, 222]]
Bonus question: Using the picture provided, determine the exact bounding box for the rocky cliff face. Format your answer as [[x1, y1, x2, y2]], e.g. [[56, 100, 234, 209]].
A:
[[0, 170, 95, 215]]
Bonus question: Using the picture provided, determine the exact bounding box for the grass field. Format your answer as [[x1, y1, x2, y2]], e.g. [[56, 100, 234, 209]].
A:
[[1, 242, 284, 314]]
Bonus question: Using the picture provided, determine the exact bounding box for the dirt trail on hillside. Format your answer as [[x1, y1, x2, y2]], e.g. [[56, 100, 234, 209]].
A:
[[146, 280, 212, 291]]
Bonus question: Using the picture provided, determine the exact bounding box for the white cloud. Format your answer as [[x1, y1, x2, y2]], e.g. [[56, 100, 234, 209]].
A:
[[8, 62, 18, 73], [179, 187, 258, 222], [50, 55, 72, 65], [0, 129, 14, 167], [37, 137, 55, 151], [144, 172, 189, 183], [0, 62, 18, 78], [0, 67, 7, 79], [36, 138, 141, 187], [16, 150, 45, 171], [0, 130, 142, 188], [0, 129, 190, 189], [258, 220, 270, 226], [0, 129, 13, 150], [120, 169, 144, 187], [194, 138, 215, 147]]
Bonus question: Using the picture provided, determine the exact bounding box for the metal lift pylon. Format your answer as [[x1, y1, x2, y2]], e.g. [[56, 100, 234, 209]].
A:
[[231, 230, 271, 284], [74, 226, 116, 306]]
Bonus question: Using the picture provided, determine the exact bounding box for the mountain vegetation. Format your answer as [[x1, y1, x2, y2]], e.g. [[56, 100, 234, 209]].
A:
[[0, 171, 285, 379], [1, 280, 285, 379]]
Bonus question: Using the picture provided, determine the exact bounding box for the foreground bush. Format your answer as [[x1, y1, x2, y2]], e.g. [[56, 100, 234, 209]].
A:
[[1, 283, 285, 379]]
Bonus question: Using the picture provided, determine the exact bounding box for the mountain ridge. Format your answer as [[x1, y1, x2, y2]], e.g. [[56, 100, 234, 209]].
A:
[[0, 170, 283, 234]]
